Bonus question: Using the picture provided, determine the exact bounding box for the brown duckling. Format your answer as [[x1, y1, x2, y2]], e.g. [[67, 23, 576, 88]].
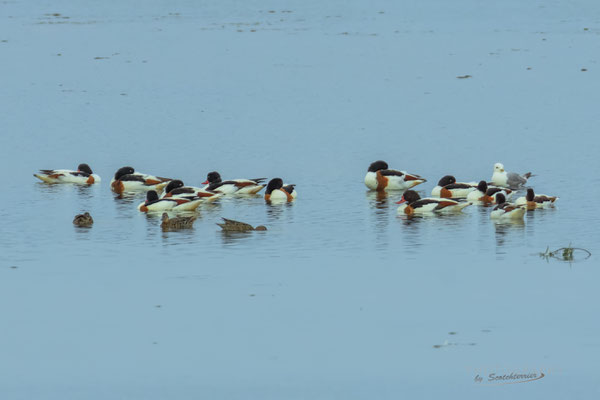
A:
[[161, 213, 196, 231], [217, 217, 267, 232], [73, 212, 93, 227]]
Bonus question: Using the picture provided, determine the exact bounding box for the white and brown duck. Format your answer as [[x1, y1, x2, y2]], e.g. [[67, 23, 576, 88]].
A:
[[396, 190, 471, 216], [515, 188, 558, 210], [364, 160, 426, 191], [202, 171, 266, 195]]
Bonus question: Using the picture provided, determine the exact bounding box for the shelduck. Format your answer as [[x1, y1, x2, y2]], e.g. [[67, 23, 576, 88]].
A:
[[490, 193, 526, 220], [396, 190, 471, 216], [466, 181, 513, 204], [137, 190, 202, 212], [202, 171, 265, 195], [515, 188, 558, 210], [364, 160, 426, 191], [162, 180, 221, 202], [110, 166, 172, 194], [431, 175, 476, 198], [264, 178, 296, 203], [34, 163, 100, 185]]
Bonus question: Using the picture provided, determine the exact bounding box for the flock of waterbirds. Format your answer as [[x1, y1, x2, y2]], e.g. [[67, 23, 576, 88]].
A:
[[364, 160, 557, 220], [34, 160, 558, 232]]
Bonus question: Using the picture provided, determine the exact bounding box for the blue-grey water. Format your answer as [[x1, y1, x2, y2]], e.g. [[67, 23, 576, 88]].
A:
[[1, 0, 600, 398]]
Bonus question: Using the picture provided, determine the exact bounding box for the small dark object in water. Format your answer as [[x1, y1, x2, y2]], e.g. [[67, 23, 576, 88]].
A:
[[161, 213, 196, 230], [217, 217, 267, 232], [73, 212, 93, 227]]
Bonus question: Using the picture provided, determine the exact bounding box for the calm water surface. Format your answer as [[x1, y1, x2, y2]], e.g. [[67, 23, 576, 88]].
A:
[[1, 0, 600, 398]]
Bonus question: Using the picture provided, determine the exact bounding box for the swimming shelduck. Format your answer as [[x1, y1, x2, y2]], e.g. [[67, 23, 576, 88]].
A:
[[364, 160, 426, 191], [34, 163, 100, 185], [490, 193, 526, 220], [162, 180, 222, 202], [396, 190, 472, 216], [491, 163, 533, 188], [202, 171, 266, 195], [466, 181, 513, 204], [110, 166, 172, 194], [264, 178, 296, 203], [431, 175, 477, 198], [137, 190, 202, 212], [515, 188, 558, 210]]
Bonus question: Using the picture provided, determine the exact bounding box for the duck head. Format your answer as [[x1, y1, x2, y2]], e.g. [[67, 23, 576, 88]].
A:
[[477, 180, 488, 192], [203, 171, 221, 185], [114, 166, 135, 180], [526, 188, 535, 202], [437, 175, 456, 186], [77, 163, 93, 174], [396, 190, 420, 204], [146, 190, 159, 203], [368, 160, 388, 172], [164, 179, 184, 194], [265, 178, 284, 195]]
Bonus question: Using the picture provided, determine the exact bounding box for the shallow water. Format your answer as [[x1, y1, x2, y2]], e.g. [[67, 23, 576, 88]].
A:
[[1, 0, 600, 398]]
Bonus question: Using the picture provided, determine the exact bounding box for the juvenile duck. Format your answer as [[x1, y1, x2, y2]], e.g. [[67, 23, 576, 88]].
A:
[[217, 218, 267, 232], [73, 212, 93, 227], [161, 213, 196, 230]]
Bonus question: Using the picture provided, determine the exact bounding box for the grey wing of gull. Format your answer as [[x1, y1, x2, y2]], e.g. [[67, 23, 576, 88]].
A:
[[506, 172, 527, 187]]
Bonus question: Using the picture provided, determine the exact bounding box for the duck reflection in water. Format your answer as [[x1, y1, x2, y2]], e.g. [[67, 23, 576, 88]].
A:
[[365, 190, 392, 250], [113, 192, 140, 219], [265, 201, 294, 222], [74, 184, 95, 200], [494, 220, 525, 256], [220, 230, 254, 245]]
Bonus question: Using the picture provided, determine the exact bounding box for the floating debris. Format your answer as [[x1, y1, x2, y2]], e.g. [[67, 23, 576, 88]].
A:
[[433, 340, 476, 349], [539, 244, 591, 262]]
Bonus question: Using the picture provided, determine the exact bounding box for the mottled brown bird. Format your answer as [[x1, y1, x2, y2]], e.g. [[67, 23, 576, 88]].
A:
[[216, 218, 267, 232], [73, 212, 93, 227], [161, 213, 196, 230]]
